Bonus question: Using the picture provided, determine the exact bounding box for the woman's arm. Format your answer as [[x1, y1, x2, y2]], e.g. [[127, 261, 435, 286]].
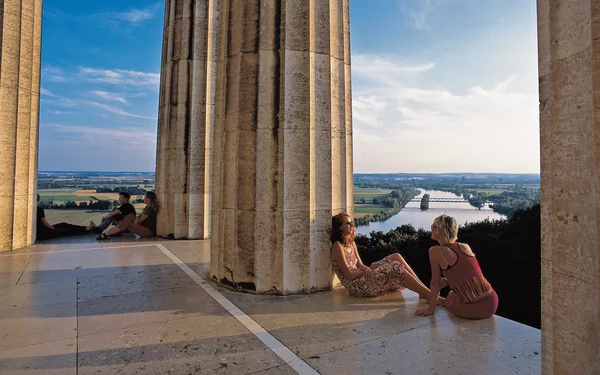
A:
[[41, 217, 54, 229], [352, 243, 368, 270], [331, 243, 365, 281], [415, 247, 442, 316], [352, 243, 373, 279], [135, 214, 148, 225]]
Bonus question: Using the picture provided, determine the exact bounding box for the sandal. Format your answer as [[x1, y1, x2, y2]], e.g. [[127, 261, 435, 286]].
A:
[[96, 233, 110, 241]]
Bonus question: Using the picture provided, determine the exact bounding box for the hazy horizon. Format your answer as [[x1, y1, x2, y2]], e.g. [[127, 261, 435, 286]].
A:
[[38, 170, 541, 176]]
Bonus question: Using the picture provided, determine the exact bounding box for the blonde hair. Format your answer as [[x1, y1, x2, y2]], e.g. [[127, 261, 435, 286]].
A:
[[434, 214, 458, 243]]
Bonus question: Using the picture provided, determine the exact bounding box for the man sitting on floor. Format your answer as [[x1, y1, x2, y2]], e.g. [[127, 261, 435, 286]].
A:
[[95, 192, 136, 234]]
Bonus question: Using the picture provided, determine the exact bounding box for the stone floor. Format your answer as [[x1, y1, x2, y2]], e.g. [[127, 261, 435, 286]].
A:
[[0, 235, 541, 375]]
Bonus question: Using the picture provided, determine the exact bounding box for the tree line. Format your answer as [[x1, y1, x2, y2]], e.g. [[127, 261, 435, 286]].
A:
[[96, 186, 147, 195], [354, 188, 420, 226], [39, 200, 115, 210]]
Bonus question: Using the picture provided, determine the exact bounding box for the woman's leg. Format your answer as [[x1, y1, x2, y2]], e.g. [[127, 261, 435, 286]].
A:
[[102, 214, 135, 237], [402, 271, 431, 298], [388, 253, 424, 285], [443, 291, 498, 319], [127, 223, 154, 237], [381, 254, 429, 295], [370, 261, 430, 298]]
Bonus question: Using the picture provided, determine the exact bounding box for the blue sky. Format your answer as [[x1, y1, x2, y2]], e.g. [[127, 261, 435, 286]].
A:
[[39, 0, 539, 173]]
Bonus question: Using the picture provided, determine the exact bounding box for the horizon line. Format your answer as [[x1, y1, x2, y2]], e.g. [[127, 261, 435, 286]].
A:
[[38, 170, 541, 175]]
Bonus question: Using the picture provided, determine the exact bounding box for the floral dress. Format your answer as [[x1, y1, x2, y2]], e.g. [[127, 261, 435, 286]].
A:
[[331, 241, 406, 297]]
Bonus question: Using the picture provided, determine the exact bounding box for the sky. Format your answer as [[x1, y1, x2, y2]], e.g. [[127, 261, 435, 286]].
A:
[[39, 0, 540, 173]]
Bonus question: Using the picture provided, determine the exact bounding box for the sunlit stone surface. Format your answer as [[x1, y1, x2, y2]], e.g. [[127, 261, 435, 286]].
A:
[[0, 0, 43, 252], [0, 237, 541, 374], [537, 0, 600, 373]]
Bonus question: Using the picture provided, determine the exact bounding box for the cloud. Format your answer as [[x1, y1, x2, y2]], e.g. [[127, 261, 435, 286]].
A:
[[41, 88, 60, 97], [353, 54, 434, 78], [402, 0, 448, 30], [351, 54, 540, 173], [42, 66, 70, 83], [49, 110, 75, 115], [78, 67, 160, 87], [109, 4, 161, 24], [82, 101, 156, 120], [48, 124, 156, 145], [44, 66, 160, 88], [352, 54, 434, 87], [42, 92, 155, 120], [100, 4, 162, 34], [90, 90, 129, 105]]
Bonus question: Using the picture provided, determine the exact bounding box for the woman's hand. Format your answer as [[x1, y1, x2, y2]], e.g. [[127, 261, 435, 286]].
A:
[[362, 267, 373, 280], [414, 305, 436, 317], [369, 261, 380, 270]]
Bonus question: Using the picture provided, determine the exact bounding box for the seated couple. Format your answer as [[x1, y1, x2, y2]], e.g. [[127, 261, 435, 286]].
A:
[[95, 191, 158, 240], [36, 192, 158, 241], [331, 212, 498, 320]]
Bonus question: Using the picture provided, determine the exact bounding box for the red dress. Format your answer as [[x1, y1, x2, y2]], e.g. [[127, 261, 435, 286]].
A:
[[331, 242, 406, 297]]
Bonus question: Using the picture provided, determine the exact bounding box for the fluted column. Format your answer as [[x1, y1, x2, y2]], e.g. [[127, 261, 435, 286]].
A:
[[210, 0, 353, 294], [0, 0, 43, 252], [538, 0, 600, 373], [156, 0, 218, 239]]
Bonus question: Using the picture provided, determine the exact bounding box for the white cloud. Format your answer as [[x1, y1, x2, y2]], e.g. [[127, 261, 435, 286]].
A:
[[49, 110, 75, 115], [40, 88, 60, 97], [90, 90, 129, 105], [353, 54, 434, 86], [48, 124, 156, 145], [44, 66, 159, 88], [77, 67, 160, 87], [351, 54, 540, 173], [113, 7, 156, 23], [82, 101, 156, 120]]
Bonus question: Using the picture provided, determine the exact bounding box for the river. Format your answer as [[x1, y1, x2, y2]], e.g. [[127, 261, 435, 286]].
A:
[[355, 189, 506, 235]]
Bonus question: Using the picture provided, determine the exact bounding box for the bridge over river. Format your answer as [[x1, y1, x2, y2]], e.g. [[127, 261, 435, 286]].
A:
[[410, 197, 469, 203]]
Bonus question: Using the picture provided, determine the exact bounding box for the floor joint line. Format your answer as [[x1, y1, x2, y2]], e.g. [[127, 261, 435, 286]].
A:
[[155, 244, 320, 375]]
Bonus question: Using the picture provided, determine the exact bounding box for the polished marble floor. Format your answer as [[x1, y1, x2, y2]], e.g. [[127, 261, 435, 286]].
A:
[[0, 235, 541, 374]]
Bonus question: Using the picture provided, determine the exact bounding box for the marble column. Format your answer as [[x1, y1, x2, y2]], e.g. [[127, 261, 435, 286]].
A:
[[156, 0, 218, 239], [0, 0, 43, 252], [210, 0, 353, 294], [538, 0, 600, 373]]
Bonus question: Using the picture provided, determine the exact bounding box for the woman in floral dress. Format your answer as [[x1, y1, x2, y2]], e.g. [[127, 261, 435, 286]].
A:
[[331, 212, 430, 298]]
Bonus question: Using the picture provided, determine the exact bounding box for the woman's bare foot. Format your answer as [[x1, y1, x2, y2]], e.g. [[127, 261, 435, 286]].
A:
[[86, 221, 96, 231]]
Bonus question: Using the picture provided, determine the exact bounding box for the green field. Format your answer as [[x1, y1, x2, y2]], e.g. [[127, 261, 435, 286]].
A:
[[353, 187, 392, 202], [466, 189, 505, 196], [354, 188, 393, 194], [38, 188, 78, 195], [44, 203, 146, 226], [354, 204, 389, 214], [44, 209, 106, 226]]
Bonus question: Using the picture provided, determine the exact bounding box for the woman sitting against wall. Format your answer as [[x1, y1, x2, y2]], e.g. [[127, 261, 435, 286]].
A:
[[330, 212, 430, 298]]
